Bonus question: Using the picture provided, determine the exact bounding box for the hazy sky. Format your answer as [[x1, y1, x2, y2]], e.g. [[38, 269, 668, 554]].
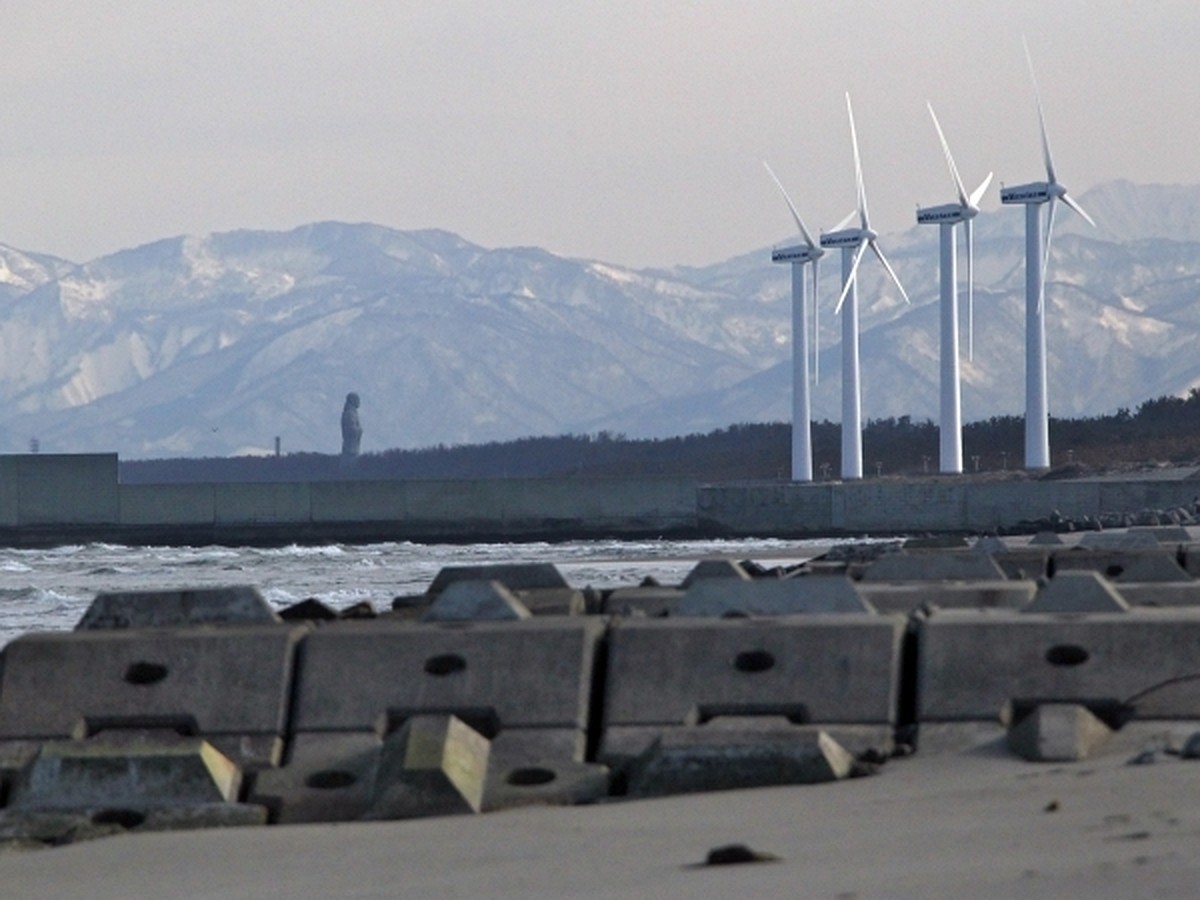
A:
[[2, 1, 1198, 269]]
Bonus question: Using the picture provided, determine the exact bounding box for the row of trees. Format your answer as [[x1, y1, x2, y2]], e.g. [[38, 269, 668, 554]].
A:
[[121, 389, 1200, 484]]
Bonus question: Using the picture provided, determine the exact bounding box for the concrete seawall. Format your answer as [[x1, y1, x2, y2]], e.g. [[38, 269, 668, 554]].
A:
[[1, 453, 1197, 546]]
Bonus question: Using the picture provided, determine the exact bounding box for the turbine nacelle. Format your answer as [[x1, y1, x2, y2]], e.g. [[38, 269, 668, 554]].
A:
[[819, 227, 876, 249], [915, 203, 974, 225], [1000, 181, 1055, 205], [771, 244, 824, 264]]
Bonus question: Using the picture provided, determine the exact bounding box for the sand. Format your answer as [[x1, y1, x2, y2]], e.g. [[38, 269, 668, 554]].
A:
[[2, 728, 1199, 899]]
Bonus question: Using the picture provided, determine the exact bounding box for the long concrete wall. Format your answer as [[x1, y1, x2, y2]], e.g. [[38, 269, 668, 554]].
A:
[[698, 478, 1200, 535], [1, 453, 1197, 544]]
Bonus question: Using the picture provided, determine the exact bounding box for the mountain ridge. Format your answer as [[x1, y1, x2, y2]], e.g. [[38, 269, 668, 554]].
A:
[[1, 179, 1198, 458]]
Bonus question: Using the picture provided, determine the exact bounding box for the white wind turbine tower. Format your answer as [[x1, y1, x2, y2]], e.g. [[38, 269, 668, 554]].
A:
[[820, 93, 911, 480], [1000, 40, 1095, 470], [916, 104, 992, 474], [765, 162, 824, 482]]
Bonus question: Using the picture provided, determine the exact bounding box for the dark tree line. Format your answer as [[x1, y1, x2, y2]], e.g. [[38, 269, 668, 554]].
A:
[[121, 389, 1200, 484]]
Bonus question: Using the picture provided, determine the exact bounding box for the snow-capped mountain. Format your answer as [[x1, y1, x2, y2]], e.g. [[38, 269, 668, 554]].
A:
[[1, 181, 1198, 458]]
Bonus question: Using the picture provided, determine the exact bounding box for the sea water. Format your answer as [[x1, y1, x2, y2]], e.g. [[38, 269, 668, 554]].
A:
[[0, 537, 837, 647]]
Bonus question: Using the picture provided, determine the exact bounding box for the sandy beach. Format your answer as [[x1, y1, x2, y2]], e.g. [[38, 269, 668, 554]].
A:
[[3, 727, 1199, 899]]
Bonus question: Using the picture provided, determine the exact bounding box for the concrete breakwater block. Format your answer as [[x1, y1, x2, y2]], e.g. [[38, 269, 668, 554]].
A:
[[675, 576, 873, 617], [1053, 547, 1190, 580], [76, 585, 279, 630], [680, 559, 751, 588], [600, 617, 904, 766], [1118, 583, 1200, 608], [482, 759, 610, 812], [602, 586, 683, 618], [364, 715, 490, 820], [9, 736, 241, 810], [624, 729, 854, 798], [0, 625, 306, 767], [0, 803, 268, 848], [248, 732, 384, 824], [290, 619, 602, 758], [860, 551, 1007, 583], [427, 563, 568, 595], [1024, 571, 1130, 613], [422, 580, 532, 622], [860, 580, 1037, 614], [1003, 702, 1114, 762], [917, 608, 1200, 722]]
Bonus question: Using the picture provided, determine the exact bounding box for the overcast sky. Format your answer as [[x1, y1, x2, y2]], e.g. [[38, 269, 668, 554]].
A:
[[2, 1, 1198, 269]]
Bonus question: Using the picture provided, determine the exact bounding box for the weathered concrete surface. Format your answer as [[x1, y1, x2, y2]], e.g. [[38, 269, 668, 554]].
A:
[[0, 454, 119, 528], [290, 619, 602, 750], [604, 617, 904, 729], [918, 608, 1200, 721], [421, 580, 532, 622], [9, 737, 241, 810], [1004, 703, 1113, 762], [1024, 571, 1131, 613], [860, 580, 1037, 614], [427, 563, 569, 595], [675, 576, 872, 617], [482, 760, 610, 812], [860, 551, 1007, 582], [601, 616, 905, 770], [363, 715, 490, 820], [77, 585, 279, 630], [0, 626, 305, 766], [248, 732, 383, 824], [624, 728, 854, 797]]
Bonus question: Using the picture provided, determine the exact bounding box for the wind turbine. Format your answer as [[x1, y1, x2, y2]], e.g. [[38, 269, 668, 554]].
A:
[[916, 103, 992, 474], [765, 161, 824, 482], [1000, 40, 1095, 470], [820, 93, 911, 480]]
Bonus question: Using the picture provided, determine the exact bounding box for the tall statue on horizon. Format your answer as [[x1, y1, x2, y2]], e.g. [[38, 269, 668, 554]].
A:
[[341, 392, 362, 459]]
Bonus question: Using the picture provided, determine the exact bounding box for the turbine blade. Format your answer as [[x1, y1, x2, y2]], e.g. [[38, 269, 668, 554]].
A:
[[834, 241, 868, 315], [1039, 197, 1058, 315], [846, 93, 870, 229], [964, 217, 975, 361], [928, 102, 969, 207], [763, 161, 819, 249], [1061, 191, 1097, 228], [869, 240, 911, 305], [969, 172, 994, 208], [832, 209, 857, 232], [811, 257, 821, 384], [1023, 37, 1057, 185]]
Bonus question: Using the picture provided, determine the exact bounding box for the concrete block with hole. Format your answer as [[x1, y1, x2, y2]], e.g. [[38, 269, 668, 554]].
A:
[[363, 715, 490, 820], [1003, 702, 1114, 762], [676, 576, 873, 617], [8, 736, 241, 810], [76, 585, 279, 630], [482, 759, 610, 812], [247, 732, 383, 824], [917, 607, 1200, 723], [624, 728, 854, 797], [0, 625, 306, 767], [290, 618, 603, 762], [600, 616, 904, 767]]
